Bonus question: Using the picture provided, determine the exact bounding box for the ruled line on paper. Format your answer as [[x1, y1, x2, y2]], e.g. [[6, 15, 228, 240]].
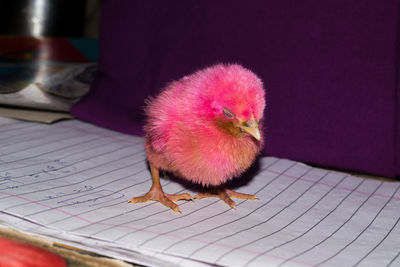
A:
[[0, 122, 40, 135], [0, 134, 130, 174], [1, 117, 400, 267], [0, 163, 396, 266], [206, 173, 349, 265], [57, 120, 142, 146], [0, 190, 318, 267], [46, 180, 175, 232], [0, 146, 145, 201], [313, 185, 400, 267], [111, 159, 289, 244], [0, 123, 143, 191], [2, 165, 398, 267], [273, 181, 386, 267], [0, 135, 103, 166], [142, 162, 309, 252], [232, 177, 366, 266], [6, 158, 279, 239], [3, 157, 316, 255], [156, 168, 333, 266], [388, 250, 400, 266], [6, 157, 148, 216], [1, 123, 398, 203], [264, 168, 400, 202], [1, 144, 145, 197]]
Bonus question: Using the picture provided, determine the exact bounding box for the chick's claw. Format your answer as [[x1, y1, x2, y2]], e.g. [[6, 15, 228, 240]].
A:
[[224, 189, 258, 200], [129, 164, 193, 212], [196, 187, 257, 210], [166, 193, 193, 202], [129, 189, 192, 213]]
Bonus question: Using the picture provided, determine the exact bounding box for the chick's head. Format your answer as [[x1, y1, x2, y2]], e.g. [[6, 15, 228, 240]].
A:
[[196, 64, 266, 141]]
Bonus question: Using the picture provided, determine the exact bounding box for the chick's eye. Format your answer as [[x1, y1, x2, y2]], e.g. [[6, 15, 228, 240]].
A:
[[222, 107, 235, 118]]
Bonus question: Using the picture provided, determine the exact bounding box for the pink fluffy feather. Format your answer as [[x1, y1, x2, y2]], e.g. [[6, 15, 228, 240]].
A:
[[144, 64, 266, 186]]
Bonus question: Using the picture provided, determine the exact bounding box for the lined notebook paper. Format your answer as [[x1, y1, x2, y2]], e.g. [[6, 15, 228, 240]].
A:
[[0, 116, 399, 267]]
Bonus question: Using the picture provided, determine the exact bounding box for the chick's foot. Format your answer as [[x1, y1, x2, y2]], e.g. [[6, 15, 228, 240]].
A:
[[129, 164, 192, 213], [196, 187, 257, 210], [129, 189, 192, 213]]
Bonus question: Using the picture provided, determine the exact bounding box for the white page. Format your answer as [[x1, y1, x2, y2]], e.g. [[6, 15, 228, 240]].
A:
[[0, 117, 399, 267]]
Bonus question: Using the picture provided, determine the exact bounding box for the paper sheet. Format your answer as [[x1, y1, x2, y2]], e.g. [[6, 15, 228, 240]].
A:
[[0, 117, 399, 267]]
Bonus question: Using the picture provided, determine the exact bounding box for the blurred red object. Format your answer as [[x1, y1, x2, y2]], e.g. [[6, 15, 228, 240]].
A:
[[0, 237, 66, 267]]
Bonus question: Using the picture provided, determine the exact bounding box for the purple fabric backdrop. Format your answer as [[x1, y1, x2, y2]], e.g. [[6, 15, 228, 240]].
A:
[[71, 0, 400, 178]]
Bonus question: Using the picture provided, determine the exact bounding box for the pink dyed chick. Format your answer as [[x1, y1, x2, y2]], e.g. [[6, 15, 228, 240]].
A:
[[130, 64, 266, 212]]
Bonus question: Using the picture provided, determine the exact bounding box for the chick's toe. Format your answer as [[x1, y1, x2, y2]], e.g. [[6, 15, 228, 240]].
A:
[[129, 188, 192, 213], [196, 187, 257, 210]]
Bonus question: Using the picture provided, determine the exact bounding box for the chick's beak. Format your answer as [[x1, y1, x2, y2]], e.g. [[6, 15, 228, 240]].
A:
[[239, 117, 261, 141], [240, 124, 261, 141]]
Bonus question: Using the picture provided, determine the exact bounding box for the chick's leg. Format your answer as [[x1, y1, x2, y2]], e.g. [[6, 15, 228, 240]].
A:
[[196, 187, 257, 210], [129, 164, 192, 213]]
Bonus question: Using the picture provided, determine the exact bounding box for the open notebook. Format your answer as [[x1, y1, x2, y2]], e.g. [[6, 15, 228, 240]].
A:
[[0, 117, 399, 267]]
